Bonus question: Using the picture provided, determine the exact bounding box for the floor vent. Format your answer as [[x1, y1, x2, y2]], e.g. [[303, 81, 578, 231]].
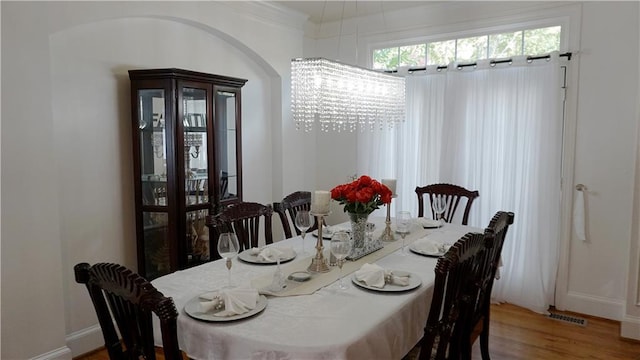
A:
[[548, 312, 587, 326]]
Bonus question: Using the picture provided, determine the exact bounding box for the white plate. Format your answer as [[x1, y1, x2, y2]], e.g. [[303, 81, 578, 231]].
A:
[[184, 294, 268, 322], [351, 271, 422, 292], [238, 248, 296, 265], [409, 244, 445, 258]]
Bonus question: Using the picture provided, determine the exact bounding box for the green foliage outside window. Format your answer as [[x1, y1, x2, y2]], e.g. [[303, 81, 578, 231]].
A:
[[427, 40, 456, 66], [457, 35, 488, 62], [373, 48, 399, 70], [524, 26, 561, 56], [489, 31, 523, 59], [399, 45, 426, 67], [373, 25, 561, 70]]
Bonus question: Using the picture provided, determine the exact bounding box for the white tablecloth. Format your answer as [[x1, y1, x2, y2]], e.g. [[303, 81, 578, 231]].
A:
[[152, 219, 480, 360]]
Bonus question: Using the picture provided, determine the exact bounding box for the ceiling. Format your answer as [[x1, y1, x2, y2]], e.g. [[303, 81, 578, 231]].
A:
[[272, 1, 438, 24]]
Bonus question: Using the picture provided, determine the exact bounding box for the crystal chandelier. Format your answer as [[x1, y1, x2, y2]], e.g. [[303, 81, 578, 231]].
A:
[[291, 57, 406, 132]]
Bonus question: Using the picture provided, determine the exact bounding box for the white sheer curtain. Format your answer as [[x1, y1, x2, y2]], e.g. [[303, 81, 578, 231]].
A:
[[357, 70, 446, 217], [357, 53, 565, 314]]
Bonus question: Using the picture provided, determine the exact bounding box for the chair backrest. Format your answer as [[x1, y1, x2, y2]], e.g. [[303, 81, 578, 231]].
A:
[[419, 232, 486, 360], [480, 211, 514, 307], [74, 262, 182, 360], [415, 183, 480, 225], [457, 211, 515, 358], [273, 191, 318, 238], [208, 202, 273, 258]]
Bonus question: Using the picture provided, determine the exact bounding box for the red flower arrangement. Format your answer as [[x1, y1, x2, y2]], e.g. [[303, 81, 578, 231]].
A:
[[330, 175, 393, 215]]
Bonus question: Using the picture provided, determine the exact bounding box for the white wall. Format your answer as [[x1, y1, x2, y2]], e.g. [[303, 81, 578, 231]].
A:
[[50, 13, 274, 337], [622, 0, 640, 341], [564, 1, 639, 322], [307, 0, 640, 330], [1, 2, 308, 358]]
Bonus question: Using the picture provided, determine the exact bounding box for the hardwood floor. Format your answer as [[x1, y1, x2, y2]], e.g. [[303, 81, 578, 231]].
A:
[[75, 303, 640, 360], [470, 304, 640, 360]]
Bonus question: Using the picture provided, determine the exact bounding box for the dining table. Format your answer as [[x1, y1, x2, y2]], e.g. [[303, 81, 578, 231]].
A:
[[151, 216, 481, 360]]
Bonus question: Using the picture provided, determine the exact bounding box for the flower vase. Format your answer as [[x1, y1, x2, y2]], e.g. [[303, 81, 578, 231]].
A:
[[348, 212, 370, 250]]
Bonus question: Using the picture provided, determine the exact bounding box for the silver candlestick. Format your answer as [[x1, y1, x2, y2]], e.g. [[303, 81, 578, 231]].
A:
[[308, 212, 330, 273], [379, 195, 397, 242]]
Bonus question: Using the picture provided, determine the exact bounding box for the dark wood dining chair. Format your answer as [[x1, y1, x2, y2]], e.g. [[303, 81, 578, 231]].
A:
[[458, 211, 515, 360], [419, 232, 487, 360], [273, 191, 318, 238], [207, 201, 273, 259], [415, 183, 480, 225], [74, 262, 183, 360]]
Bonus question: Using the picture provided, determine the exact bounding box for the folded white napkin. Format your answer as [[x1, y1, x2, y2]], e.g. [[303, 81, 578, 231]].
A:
[[412, 238, 442, 254], [200, 287, 259, 317], [422, 231, 454, 244], [258, 247, 283, 261], [416, 217, 441, 228], [354, 263, 410, 288]]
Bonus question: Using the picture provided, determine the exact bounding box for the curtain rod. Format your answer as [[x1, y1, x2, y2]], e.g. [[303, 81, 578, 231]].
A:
[[385, 52, 572, 74]]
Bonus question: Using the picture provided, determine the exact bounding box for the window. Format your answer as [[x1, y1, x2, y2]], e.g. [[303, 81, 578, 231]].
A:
[[372, 25, 561, 70]]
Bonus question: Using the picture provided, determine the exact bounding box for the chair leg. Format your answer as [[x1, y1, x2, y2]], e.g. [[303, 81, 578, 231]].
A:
[[480, 313, 491, 360]]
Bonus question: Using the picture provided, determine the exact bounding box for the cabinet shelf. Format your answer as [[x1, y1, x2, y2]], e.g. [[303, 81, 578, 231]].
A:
[[184, 126, 207, 133]]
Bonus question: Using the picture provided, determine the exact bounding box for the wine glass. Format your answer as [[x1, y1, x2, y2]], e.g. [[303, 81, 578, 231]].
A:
[[295, 210, 313, 255], [330, 231, 352, 290], [269, 255, 286, 292], [217, 233, 240, 288], [432, 195, 447, 225], [396, 211, 412, 255]]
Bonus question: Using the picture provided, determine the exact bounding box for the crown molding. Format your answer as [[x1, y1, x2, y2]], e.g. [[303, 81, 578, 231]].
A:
[[224, 1, 309, 32]]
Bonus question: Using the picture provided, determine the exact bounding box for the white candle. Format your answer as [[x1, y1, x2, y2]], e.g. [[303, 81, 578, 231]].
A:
[[312, 190, 331, 214], [381, 179, 396, 195]]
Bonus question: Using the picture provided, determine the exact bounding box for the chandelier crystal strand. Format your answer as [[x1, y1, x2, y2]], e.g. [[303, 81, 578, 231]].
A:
[[291, 58, 405, 132]]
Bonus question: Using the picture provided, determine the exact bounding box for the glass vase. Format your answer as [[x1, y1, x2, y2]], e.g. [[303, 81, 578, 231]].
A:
[[348, 212, 370, 250]]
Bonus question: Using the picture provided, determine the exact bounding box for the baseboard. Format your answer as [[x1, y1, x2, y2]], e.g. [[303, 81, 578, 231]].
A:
[[563, 290, 624, 321], [621, 315, 640, 340], [31, 325, 103, 360], [31, 346, 72, 360], [65, 324, 104, 358]]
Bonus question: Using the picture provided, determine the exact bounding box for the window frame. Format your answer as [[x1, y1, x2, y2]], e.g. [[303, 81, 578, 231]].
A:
[[367, 15, 572, 71]]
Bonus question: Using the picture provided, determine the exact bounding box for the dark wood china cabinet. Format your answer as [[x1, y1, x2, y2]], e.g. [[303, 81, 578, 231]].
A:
[[129, 68, 246, 279]]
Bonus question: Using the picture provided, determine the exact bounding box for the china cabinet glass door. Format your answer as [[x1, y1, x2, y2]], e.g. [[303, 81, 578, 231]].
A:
[[137, 87, 172, 279], [215, 87, 242, 206], [179, 84, 211, 267]]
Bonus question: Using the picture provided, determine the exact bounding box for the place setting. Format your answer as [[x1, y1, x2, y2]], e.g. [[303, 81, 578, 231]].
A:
[[311, 223, 352, 240], [413, 195, 447, 229], [311, 225, 335, 239], [351, 263, 422, 292], [237, 246, 297, 265], [416, 217, 443, 229], [409, 232, 452, 258], [184, 233, 268, 322], [183, 286, 268, 322]]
